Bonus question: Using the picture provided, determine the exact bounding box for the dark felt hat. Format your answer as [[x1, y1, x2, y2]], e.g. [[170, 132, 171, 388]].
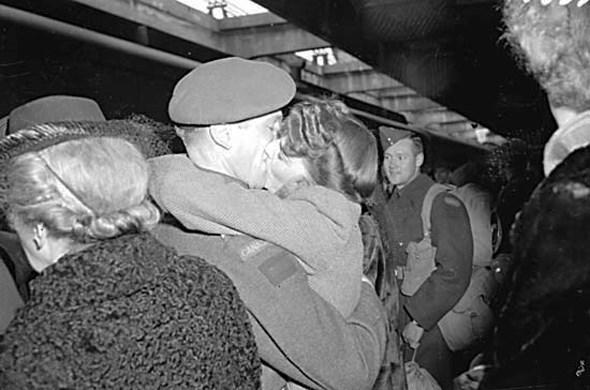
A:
[[5, 95, 105, 135], [168, 57, 296, 126], [379, 126, 415, 150]]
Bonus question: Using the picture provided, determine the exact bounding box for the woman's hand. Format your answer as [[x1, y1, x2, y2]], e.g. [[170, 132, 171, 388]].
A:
[[402, 320, 424, 349]]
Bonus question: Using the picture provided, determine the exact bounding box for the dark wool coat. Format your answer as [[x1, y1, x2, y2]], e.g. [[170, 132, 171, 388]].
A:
[[384, 174, 473, 331], [0, 232, 261, 389], [0, 231, 33, 335], [383, 174, 473, 389]]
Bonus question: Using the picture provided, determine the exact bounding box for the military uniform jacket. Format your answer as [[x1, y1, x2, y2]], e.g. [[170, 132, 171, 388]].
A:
[[385, 174, 473, 330], [149, 156, 388, 390]]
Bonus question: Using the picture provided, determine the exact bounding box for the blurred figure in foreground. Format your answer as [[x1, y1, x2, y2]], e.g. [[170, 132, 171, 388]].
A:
[[456, 1, 590, 387], [503, 0, 590, 176], [481, 147, 590, 389]]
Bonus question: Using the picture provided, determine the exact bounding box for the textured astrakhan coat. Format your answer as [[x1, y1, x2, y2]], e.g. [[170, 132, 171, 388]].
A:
[[0, 232, 261, 389]]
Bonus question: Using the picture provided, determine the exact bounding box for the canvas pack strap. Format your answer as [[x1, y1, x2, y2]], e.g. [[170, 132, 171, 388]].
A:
[[394, 184, 451, 282], [420, 183, 452, 239]]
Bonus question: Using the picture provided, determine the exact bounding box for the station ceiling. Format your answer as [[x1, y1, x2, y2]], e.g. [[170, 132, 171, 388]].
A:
[[252, 0, 557, 146], [0, 0, 555, 151]]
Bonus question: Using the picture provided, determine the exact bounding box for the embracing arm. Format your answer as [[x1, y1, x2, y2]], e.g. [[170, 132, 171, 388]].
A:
[[150, 155, 358, 271]]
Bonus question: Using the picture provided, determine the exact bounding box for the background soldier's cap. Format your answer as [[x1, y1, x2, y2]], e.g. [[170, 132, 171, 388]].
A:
[[169, 57, 296, 126], [379, 126, 414, 150], [2, 95, 105, 137]]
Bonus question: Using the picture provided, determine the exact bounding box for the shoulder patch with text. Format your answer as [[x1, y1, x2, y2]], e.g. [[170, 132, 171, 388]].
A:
[[258, 252, 298, 286], [239, 239, 270, 261]]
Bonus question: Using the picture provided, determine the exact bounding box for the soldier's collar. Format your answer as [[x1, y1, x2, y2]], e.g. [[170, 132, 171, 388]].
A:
[[397, 174, 432, 199]]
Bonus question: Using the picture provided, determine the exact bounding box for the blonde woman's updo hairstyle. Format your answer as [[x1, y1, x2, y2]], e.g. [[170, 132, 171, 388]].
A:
[[2, 123, 160, 243], [279, 99, 378, 203]]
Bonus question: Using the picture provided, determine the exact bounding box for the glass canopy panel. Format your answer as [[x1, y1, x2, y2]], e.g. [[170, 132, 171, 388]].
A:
[[175, 0, 268, 18]]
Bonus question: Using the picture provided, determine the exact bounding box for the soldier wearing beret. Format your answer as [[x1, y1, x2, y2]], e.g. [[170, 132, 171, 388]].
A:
[[378, 127, 473, 390], [149, 57, 387, 390]]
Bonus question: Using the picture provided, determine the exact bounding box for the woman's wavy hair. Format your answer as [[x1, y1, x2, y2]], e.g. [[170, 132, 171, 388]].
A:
[[502, 0, 590, 112], [6, 127, 160, 243], [279, 98, 378, 203]]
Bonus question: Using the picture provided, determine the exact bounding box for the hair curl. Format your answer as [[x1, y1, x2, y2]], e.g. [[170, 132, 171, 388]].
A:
[[6, 131, 160, 243], [279, 98, 378, 203], [502, 0, 590, 112]]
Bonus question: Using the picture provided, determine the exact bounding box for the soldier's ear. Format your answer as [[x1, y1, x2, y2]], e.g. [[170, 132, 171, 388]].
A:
[[209, 125, 232, 150], [174, 125, 190, 140], [32, 223, 48, 251], [415, 152, 424, 169]]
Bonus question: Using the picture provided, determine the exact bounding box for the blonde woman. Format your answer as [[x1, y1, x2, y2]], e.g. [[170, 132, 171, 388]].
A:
[[0, 122, 260, 389]]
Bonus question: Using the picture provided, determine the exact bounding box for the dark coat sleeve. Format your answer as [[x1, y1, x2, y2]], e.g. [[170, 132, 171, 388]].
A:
[[0, 259, 23, 335], [405, 193, 473, 330]]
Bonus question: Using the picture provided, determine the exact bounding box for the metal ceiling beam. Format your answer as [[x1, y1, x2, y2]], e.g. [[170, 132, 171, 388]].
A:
[[380, 95, 441, 112], [377, 86, 424, 99], [345, 92, 383, 108], [0, 3, 201, 70], [306, 61, 447, 113], [300, 56, 486, 141], [217, 12, 286, 29], [305, 62, 406, 92], [218, 16, 329, 58], [429, 121, 477, 133], [319, 61, 373, 74], [269, 52, 502, 147], [305, 68, 404, 93], [403, 109, 469, 126], [69, 0, 222, 47], [68, 0, 328, 58]]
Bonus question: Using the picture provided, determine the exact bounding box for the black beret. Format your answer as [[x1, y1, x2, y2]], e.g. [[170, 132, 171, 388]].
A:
[[169, 57, 296, 125], [379, 126, 414, 150]]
